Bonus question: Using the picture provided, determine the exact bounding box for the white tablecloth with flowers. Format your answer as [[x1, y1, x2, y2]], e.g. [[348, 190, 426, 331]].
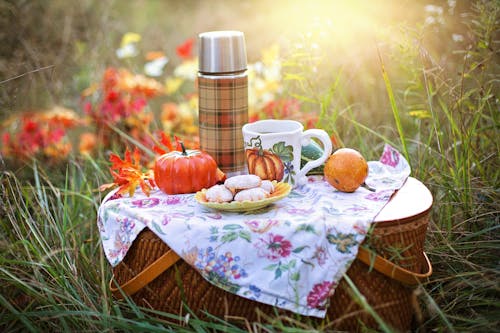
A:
[[98, 145, 410, 318]]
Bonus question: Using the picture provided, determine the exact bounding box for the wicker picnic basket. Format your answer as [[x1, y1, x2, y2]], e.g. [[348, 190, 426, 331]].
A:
[[110, 181, 433, 332]]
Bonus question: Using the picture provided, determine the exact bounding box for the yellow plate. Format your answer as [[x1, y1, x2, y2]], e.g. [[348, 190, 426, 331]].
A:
[[195, 181, 291, 212]]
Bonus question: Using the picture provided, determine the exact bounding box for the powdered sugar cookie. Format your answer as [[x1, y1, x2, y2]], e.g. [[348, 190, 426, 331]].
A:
[[259, 180, 275, 194], [205, 184, 234, 203], [224, 174, 261, 192], [234, 187, 269, 202]]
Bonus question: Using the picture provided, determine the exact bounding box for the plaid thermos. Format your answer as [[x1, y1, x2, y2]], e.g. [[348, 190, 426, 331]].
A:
[[198, 31, 248, 176]]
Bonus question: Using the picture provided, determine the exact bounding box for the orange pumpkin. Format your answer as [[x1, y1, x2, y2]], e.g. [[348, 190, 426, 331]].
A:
[[245, 148, 284, 181], [154, 143, 226, 194]]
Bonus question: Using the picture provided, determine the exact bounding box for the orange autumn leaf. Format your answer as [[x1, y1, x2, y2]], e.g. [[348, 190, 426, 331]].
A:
[[153, 132, 175, 155], [151, 132, 188, 155], [173, 135, 182, 150], [100, 147, 155, 197]]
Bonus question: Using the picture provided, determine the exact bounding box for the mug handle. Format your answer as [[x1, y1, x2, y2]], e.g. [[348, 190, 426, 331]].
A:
[[296, 129, 332, 182]]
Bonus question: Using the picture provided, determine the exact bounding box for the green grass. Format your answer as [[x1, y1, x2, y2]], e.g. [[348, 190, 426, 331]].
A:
[[1, 0, 499, 332]]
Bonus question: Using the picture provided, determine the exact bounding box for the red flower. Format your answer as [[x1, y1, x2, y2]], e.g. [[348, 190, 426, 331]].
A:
[[307, 281, 334, 309], [23, 119, 39, 132], [255, 233, 292, 261], [130, 98, 147, 112], [18, 119, 44, 154], [304, 115, 318, 129], [47, 128, 66, 144], [2, 111, 74, 160], [1, 132, 11, 155], [106, 90, 120, 102], [248, 113, 260, 123], [103, 67, 119, 91], [176, 38, 194, 60], [2, 132, 10, 145], [262, 98, 300, 119], [83, 101, 93, 114]]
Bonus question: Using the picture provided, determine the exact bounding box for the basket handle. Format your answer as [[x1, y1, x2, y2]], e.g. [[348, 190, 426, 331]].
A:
[[356, 247, 432, 286], [109, 249, 181, 299], [109, 246, 431, 298]]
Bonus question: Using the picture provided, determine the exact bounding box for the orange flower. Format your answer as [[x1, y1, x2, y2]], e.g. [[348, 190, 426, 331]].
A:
[[262, 98, 300, 119], [41, 106, 81, 128], [103, 67, 120, 91], [79, 132, 97, 155], [146, 51, 166, 61], [43, 142, 71, 158], [160, 102, 179, 132], [125, 112, 154, 131], [118, 69, 163, 98], [161, 102, 179, 122]]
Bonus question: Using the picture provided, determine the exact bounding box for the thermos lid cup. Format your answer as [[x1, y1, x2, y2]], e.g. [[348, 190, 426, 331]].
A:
[[198, 31, 247, 73]]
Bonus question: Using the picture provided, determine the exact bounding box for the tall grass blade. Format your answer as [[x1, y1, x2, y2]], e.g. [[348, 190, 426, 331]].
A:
[[377, 46, 410, 164], [342, 274, 394, 333]]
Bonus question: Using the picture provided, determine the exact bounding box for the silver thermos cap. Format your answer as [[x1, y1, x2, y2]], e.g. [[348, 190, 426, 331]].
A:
[[198, 31, 247, 74]]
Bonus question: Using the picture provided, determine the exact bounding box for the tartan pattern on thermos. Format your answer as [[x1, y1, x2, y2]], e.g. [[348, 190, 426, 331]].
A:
[[198, 75, 248, 174]]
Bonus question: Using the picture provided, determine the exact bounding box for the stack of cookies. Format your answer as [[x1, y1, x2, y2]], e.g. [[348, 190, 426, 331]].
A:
[[204, 175, 275, 203]]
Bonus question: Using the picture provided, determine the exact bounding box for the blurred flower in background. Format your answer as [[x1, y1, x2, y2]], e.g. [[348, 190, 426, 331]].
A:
[[1, 32, 320, 161], [116, 32, 141, 59], [81, 66, 163, 148], [248, 44, 283, 120], [144, 51, 169, 77], [1, 107, 81, 161]]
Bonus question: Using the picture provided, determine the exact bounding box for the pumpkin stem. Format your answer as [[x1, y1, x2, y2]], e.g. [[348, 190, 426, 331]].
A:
[[253, 136, 264, 156], [179, 141, 187, 156], [361, 182, 376, 192], [258, 146, 264, 156]]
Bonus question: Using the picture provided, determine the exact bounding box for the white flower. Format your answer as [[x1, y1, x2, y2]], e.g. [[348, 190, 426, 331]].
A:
[[116, 43, 139, 59], [144, 56, 169, 77], [174, 58, 198, 81]]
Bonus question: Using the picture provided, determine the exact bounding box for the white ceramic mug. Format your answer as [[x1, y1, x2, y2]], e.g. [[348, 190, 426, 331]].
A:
[[242, 119, 332, 186]]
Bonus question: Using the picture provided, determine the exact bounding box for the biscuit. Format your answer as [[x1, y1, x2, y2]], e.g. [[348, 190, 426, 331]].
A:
[[224, 174, 262, 191], [205, 184, 234, 203], [260, 180, 275, 194], [234, 187, 269, 202]]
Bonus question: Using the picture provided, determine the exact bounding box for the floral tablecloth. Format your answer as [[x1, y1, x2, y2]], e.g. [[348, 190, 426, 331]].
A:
[[98, 145, 410, 318]]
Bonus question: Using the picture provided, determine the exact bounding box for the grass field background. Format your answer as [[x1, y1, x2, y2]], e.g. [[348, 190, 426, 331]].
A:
[[1, 1, 498, 331]]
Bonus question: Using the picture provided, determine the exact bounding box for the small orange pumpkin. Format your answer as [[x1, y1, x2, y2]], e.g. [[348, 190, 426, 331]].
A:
[[154, 143, 226, 194], [246, 148, 284, 181]]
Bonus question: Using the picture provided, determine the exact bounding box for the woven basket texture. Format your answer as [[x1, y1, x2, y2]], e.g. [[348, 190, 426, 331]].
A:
[[113, 211, 430, 332]]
